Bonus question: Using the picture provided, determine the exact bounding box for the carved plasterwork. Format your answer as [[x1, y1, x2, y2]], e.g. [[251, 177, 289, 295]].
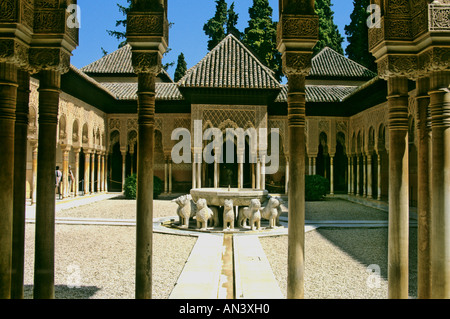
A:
[[29, 48, 71, 74], [429, 3, 450, 32], [131, 51, 162, 74], [0, 39, 29, 69], [279, 15, 319, 40], [282, 52, 313, 76], [377, 54, 419, 79]]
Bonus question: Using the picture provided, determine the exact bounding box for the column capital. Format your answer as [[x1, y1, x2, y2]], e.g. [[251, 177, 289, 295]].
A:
[[60, 144, 72, 152]]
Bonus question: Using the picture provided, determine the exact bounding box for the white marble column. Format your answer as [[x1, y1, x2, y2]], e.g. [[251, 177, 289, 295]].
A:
[[260, 154, 266, 190], [238, 153, 244, 189], [196, 153, 202, 189], [164, 156, 168, 194], [356, 156, 360, 196], [84, 150, 91, 195], [348, 156, 352, 195], [256, 157, 261, 190], [285, 157, 289, 195], [330, 155, 334, 195], [367, 154, 373, 199], [192, 153, 196, 189], [91, 151, 96, 194], [168, 157, 172, 194], [73, 148, 80, 197], [121, 151, 126, 192], [377, 153, 381, 200], [363, 155, 367, 197], [31, 141, 38, 204]]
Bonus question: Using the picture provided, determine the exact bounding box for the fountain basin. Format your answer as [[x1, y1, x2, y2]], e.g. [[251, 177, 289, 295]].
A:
[[190, 188, 269, 207]]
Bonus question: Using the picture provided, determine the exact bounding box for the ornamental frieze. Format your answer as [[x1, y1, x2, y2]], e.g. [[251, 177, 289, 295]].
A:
[[33, 9, 65, 34], [127, 13, 164, 36], [131, 51, 162, 74], [0, 0, 17, 21], [279, 15, 319, 39], [34, 0, 59, 9], [418, 47, 450, 74], [384, 18, 412, 39], [282, 52, 313, 76], [386, 0, 410, 17], [0, 39, 29, 69], [377, 54, 419, 79], [29, 48, 71, 74], [429, 3, 450, 32]]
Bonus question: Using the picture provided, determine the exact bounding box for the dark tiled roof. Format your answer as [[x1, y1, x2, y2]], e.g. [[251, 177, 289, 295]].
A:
[[81, 44, 134, 74], [101, 82, 183, 101], [178, 34, 280, 90], [80, 44, 173, 81], [310, 47, 376, 79], [276, 84, 359, 103]]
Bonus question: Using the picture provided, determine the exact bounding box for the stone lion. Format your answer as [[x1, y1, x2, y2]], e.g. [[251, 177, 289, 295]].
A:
[[223, 199, 235, 231], [173, 194, 197, 228], [261, 196, 283, 228], [195, 198, 215, 230], [238, 199, 262, 231]]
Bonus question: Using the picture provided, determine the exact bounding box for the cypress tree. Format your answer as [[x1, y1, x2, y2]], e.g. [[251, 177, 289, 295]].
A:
[[243, 0, 282, 81], [174, 53, 188, 82], [314, 0, 344, 55], [227, 2, 242, 39], [344, 0, 377, 72], [203, 0, 229, 51]]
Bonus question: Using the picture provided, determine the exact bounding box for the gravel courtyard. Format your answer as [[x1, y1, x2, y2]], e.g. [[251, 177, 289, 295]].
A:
[[23, 196, 418, 299]]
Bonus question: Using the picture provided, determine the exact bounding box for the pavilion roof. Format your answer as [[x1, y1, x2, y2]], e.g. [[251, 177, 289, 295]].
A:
[[310, 47, 376, 79], [178, 34, 281, 90]]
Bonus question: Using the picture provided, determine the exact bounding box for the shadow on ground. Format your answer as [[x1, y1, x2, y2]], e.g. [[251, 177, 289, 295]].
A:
[[316, 226, 418, 298], [24, 285, 101, 299]]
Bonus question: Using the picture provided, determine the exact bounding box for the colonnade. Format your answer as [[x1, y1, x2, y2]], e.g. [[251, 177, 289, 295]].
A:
[[348, 153, 383, 200], [191, 151, 268, 190]]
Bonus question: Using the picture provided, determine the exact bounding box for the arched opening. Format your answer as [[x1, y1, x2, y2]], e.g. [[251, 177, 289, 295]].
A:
[[317, 132, 328, 179], [109, 130, 122, 192], [127, 130, 138, 177], [154, 130, 165, 183], [334, 132, 347, 193], [378, 124, 388, 199], [72, 120, 80, 145], [357, 131, 363, 195]]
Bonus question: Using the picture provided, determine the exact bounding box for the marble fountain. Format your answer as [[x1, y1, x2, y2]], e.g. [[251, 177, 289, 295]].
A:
[[164, 187, 285, 234]]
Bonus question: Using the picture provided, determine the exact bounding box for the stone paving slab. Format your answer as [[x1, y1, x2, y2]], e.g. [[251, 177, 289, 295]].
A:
[[169, 234, 224, 299], [233, 235, 284, 299]]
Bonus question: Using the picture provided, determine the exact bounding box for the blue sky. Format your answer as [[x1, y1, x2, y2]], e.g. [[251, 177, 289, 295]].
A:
[[71, 0, 355, 78]]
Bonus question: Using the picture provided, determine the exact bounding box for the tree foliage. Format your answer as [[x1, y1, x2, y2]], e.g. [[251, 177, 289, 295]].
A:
[[314, 0, 344, 55], [243, 0, 282, 81], [203, 0, 242, 51], [344, 0, 377, 72], [174, 52, 187, 82], [203, 0, 229, 51]]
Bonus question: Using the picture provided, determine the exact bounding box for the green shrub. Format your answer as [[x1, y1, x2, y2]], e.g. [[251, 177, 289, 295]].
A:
[[305, 175, 330, 201], [124, 174, 164, 199]]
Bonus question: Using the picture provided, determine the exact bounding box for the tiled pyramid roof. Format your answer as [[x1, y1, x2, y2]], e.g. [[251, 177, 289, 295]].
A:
[[276, 84, 359, 103], [310, 47, 376, 79], [101, 82, 183, 101], [81, 44, 134, 74], [80, 44, 173, 81], [178, 34, 280, 90]]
